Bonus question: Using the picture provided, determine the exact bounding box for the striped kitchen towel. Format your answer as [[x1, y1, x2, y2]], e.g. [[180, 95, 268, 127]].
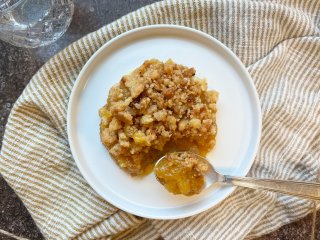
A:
[[1, 0, 320, 239]]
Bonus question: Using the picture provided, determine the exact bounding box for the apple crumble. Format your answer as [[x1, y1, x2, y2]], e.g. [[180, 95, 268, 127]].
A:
[[99, 59, 218, 176], [154, 152, 209, 196]]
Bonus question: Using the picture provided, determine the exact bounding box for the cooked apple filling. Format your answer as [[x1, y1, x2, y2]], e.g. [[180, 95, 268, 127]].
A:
[[154, 152, 209, 196]]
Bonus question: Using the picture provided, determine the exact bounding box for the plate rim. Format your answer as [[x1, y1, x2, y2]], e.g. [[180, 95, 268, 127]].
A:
[[67, 24, 262, 219]]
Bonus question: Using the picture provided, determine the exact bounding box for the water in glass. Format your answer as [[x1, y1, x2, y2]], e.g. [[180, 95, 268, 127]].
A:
[[0, 0, 74, 48]]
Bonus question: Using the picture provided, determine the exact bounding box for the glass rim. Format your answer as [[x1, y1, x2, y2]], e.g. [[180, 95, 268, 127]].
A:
[[0, 0, 25, 12]]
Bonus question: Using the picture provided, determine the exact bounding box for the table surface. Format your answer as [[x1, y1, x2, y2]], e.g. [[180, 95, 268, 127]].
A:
[[0, 1, 319, 239]]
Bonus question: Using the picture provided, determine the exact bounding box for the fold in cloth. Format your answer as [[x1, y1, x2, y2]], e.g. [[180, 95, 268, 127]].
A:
[[1, 0, 319, 239]]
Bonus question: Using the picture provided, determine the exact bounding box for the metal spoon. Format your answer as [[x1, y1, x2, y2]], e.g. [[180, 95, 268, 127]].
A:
[[155, 152, 320, 200]]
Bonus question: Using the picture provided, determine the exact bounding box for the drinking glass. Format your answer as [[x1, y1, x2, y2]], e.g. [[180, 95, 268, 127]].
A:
[[0, 0, 74, 48]]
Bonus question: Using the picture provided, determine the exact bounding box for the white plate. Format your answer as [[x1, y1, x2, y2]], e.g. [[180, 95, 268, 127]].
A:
[[67, 25, 261, 219]]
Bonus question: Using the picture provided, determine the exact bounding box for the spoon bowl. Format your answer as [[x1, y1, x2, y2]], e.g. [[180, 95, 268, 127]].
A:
[[155, 151, 320, 200]]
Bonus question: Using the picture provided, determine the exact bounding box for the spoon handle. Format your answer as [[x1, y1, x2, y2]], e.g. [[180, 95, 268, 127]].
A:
[[223, 176, 320, 200]]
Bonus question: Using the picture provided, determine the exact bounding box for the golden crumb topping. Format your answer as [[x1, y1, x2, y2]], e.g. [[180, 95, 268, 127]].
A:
[[99, 59, 218, 176]]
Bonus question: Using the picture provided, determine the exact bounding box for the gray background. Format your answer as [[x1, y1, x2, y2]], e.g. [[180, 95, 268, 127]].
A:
[[0, 0, 319, 239]]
